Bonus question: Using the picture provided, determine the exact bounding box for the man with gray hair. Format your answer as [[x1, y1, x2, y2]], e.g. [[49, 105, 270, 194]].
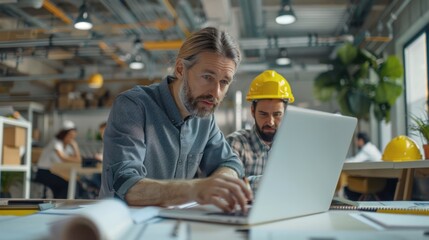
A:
[[100, 27, 252, 213]]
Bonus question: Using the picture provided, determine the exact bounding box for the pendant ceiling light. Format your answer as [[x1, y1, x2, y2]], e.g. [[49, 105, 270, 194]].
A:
[[276, 0, 297, 25], [129, 55, 144, 70], [276, 48, 291, 65], [129, 39, 145, 70], [74, 2, 93, 30]]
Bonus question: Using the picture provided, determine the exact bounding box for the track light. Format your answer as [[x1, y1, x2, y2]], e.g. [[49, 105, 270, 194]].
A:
[[276, 0, 297, 25], [276, 48, 291, 65], [74, 2, 93, 30]]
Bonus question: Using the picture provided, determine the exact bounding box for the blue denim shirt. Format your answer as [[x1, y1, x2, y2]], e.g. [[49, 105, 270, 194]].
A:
[[99, 76, 244, 200]]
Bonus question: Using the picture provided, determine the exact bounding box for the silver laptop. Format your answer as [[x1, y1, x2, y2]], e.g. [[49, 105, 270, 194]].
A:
[[159, 107, 357, 225]]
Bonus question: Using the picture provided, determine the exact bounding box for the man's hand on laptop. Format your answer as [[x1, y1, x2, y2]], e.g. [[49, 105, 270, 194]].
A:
[[190, 174, 253, 213]]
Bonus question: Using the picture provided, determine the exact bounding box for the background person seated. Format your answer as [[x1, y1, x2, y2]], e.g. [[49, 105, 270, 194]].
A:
[[345, 132, 382, 163], [343, 132, 396, 201], [35, 120, 82, 199]]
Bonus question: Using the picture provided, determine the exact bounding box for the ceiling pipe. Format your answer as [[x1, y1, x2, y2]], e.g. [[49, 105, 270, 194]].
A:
[[0, 72, 80, 82], [6, 0, 44, 8], [98, 41, 127, 67], [0, 36, 130, 48], [0, 66, 166, 81], [176, 0, 198, 31], [0, 34, 347, 50], [124, 0, 159, 31], [99, 0, 145, 35], [159, 0, 190, 37], [240, 35, 347, 50], [1, 4, 51, 29], [375, 0, 411, 54], [123, 0, 159, 37], [0, 61, 331, 82], [239, 0, 264, 38]]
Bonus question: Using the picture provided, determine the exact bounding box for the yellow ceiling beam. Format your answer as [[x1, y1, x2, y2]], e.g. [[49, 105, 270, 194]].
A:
[[98, 41, 127, 68], [364, 36, 392, 42], [161, 0, 190, 37], [106, 19, 176, 31], [143, 40, 183, 50], [43, 0, 72, 25]]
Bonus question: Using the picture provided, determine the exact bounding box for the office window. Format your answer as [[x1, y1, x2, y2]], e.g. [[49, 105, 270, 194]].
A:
[[404, 32, 428, 147]]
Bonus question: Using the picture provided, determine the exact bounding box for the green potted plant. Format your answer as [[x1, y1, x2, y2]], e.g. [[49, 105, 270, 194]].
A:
[[0, 172, 21, 198], [313, 42, 404, 124], [410, 114, 429, 159]]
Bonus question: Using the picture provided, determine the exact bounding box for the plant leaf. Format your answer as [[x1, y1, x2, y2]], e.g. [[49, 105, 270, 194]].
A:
[[374, 81, 403, 105], [337, 43, 358, 65], [354, 62, 370, 83], [358, 48, 378, 67], [337, 88, 354, 116], [409, 114, 429, 143], [313, 85, 335, 101], [346, 89, 371, 119], [373, 103, 391, 122], [314, 71, 340, 88], [379, 55, 404, 80]]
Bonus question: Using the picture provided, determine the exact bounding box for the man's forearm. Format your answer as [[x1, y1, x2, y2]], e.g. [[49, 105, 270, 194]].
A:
[[212, 167, 239, 178], [124, 172, 252, 212], [125, 178, 196, 206]]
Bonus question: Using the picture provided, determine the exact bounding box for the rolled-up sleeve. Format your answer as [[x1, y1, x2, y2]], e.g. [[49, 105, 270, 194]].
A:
[[103, 95, 147, 200], [199, 117, 244, 178]]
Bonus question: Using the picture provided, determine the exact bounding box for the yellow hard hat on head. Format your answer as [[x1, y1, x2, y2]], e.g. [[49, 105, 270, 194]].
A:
[[382, 135, 422, 162], [246, 70, 294, 103]]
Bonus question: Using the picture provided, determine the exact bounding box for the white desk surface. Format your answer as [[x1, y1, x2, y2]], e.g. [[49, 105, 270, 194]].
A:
[[343, 160, 429, 170], [0, 210, 427, 240]]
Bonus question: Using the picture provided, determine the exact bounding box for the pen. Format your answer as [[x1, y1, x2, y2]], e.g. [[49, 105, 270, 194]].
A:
[[242, 177, 253, 205], [171, 220, 181, 237]]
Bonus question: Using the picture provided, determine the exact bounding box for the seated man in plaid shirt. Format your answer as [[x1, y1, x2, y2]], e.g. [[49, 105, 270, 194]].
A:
[[226, 70, 294, 192]]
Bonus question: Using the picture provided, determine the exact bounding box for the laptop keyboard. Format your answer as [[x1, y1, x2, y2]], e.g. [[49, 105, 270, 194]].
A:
[[206, 210, 249, 217]]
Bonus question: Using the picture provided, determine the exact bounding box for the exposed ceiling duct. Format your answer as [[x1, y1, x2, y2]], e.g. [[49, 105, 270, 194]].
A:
[[0, 4, 50, 29], [0, 0, 394, 86], [0, 0, 44, 8], [239, 0, 263, 38]]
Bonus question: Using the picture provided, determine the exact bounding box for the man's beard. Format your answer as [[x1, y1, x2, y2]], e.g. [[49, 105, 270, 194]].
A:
[[256, 123, 277, 142], [179, 74, 219, 118]]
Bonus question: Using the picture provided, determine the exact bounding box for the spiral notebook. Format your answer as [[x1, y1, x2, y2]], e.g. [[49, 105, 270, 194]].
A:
[[330, 199, 429, 215]]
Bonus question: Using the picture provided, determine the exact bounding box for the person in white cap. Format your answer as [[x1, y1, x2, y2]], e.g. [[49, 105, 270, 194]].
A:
[[35, 120, 82, 199]]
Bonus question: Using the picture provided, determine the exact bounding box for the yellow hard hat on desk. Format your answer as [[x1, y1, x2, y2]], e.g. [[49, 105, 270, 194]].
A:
[[382, 135, 422, 162], [246, 70, 295, 103]]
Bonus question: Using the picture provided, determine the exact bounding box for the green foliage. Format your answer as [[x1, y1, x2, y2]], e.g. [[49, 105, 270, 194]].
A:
[[1, 172, 22, 193], [313, 42, 404, 122], [410, 114, 429, 144]]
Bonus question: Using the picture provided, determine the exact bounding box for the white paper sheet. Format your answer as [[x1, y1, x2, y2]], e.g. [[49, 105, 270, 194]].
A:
[[50, 199, 134, 240]]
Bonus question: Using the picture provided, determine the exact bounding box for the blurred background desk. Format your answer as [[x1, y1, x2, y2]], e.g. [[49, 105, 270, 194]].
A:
[[50, 162, 102, 199], [342, 161, 429, 200]]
